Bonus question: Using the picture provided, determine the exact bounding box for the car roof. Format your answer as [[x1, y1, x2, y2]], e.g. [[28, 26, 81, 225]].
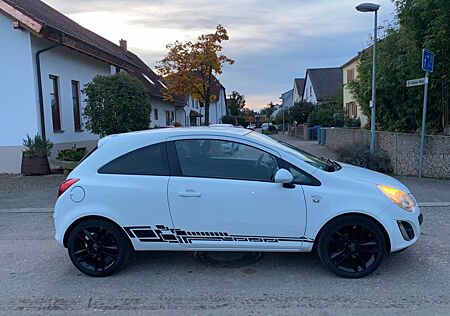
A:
[[99, 127, 252, 146]]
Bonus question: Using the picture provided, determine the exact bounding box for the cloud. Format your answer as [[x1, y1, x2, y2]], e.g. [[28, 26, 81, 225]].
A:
[[44, 0, 396, 109]]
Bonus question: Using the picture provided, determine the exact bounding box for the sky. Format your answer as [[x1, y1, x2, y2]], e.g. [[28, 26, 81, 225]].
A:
[[44, 0, 396, 109]]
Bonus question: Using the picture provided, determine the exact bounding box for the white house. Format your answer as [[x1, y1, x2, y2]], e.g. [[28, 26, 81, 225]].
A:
[[0, 0, 183, 173], [183, 79, 227, 126], [302, 67, 343, 104]]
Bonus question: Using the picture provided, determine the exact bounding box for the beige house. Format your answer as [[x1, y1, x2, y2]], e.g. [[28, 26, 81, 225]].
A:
[[341, 54, 368, 127]]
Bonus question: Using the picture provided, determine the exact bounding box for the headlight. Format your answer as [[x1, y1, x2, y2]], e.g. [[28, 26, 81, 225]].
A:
[[377, 185, 416, 212]]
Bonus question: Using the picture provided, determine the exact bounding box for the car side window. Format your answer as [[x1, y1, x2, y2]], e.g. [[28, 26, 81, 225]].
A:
[[174, 139, 279, 181], [98, 142, 169, 176]]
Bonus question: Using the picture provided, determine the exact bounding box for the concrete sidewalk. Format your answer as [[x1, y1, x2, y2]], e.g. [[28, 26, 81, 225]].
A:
[[269, 133, 450, 204], [269, 133, 337, 160]]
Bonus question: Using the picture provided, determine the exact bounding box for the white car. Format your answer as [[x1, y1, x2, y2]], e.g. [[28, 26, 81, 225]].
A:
[[247, 124, 256, 130], [55, 127, 422, 278]]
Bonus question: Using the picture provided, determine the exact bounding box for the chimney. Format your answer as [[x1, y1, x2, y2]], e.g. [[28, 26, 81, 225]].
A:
[[119, 39, 127, 51]]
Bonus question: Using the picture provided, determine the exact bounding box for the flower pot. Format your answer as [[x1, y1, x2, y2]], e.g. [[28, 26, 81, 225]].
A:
[[21, 156, 50, 176]]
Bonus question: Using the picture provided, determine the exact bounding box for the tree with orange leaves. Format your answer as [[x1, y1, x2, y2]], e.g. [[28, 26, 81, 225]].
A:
[[156, 25, 234, 126]]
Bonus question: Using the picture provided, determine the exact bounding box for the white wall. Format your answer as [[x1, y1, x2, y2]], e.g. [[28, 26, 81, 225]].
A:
[[150, 98, 178, 127], [31, 37, 112, 146], [0, 13, 39, 146], [0, 13, 39, 173], [302, 75, 318, 104]]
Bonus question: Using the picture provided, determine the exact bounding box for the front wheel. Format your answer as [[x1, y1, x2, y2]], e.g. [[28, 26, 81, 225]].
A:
[[317, 215, 386, 278], [67, 219, 131, 277]]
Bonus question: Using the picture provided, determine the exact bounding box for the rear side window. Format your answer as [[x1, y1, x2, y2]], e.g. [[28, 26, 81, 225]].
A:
[[98, 143, 169, 176]]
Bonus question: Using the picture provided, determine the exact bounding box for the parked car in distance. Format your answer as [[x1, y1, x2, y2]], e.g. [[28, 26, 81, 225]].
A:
[[55, 127, 422, 278], [261, 122, 276, 131], [247, 123, 256, 130]]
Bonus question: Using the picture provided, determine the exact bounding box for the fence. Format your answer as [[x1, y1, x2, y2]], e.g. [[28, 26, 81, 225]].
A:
[[323, 128, 450, 178]]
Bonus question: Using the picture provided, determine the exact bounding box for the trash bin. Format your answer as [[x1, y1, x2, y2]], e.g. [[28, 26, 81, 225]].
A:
[[318, 128, 327, 145], [313, 125, 321, 140], [305, 127, 312, 140]]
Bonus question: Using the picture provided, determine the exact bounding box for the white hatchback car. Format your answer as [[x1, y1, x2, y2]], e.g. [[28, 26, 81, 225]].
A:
[[55, 127, 422, 278]]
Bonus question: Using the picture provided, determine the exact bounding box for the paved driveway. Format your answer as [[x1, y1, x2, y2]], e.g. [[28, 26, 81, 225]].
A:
[[0, 207, 449, 315]]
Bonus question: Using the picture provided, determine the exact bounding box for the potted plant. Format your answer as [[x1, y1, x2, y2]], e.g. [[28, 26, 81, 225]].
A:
[[21, 134, 53, 175], [55, 145, 87, 174]]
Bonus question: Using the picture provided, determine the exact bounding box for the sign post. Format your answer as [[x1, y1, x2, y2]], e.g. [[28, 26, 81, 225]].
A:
[[418, 49, 434, 178]]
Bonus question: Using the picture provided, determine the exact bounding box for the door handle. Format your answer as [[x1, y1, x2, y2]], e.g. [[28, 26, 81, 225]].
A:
[[178, 190, 201, 198]]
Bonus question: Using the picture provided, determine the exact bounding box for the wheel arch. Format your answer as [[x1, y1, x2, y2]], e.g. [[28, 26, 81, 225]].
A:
[[312, 212, 391, 253], [63, 215, 133, 249]]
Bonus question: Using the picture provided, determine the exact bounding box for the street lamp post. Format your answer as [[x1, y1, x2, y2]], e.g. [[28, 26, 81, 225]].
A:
[[356, 3, 380, 156]]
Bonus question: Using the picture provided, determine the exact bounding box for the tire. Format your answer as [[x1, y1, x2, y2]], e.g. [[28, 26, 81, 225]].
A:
[[317, 215, 386, 278], [67, 219, 131, 277]]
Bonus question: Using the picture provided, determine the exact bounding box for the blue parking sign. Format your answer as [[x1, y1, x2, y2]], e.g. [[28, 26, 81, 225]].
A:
[[422, 49, 434, 73]]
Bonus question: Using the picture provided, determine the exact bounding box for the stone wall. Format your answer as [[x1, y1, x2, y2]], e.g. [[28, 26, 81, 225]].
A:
[[324, 128, 450, 178]]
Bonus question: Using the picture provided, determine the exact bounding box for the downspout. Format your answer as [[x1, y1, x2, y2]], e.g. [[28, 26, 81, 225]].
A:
[[36, 34, 63, 139], [182, 106, 187, 126]]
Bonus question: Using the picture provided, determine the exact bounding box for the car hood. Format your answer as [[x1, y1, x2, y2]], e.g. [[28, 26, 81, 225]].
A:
[[335, 163, 411, 193]]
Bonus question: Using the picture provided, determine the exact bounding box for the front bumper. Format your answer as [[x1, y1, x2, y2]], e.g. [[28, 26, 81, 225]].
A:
[[376, 204, 422, 252]]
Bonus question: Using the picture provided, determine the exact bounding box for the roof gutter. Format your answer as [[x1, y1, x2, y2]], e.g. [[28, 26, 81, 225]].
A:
[[36, 33, 63, 140]]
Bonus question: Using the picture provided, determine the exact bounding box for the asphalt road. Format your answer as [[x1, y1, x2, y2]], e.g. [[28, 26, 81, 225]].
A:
[[0, 206, 449, 315]]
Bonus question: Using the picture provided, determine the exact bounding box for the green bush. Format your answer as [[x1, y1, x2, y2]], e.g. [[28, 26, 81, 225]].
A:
[[56, 145, 87, 162], [290, 102, 314, 124], [22, 134, 53, 158], [221, 114, 235, 125], [335, 142, 392, 173], [268, 125, 277, 132], [344, 117, 361, 128], [83, 73, 152, 136], [308, 101, 345, 127]]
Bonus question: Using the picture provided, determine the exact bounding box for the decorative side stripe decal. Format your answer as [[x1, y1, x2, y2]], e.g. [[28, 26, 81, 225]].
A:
[[124, 225, 314, 244]]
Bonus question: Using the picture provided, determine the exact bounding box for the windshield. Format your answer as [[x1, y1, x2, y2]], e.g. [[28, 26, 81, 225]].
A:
[[246, 132, 339, 171]]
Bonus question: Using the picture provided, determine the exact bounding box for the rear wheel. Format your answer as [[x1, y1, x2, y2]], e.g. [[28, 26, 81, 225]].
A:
[[317, 215, 386, 278], [67, 219, 131, 277]]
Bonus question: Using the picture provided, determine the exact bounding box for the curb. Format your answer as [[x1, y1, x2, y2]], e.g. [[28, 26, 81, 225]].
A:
[[0, 207, 53, 213], [418, 202, 450, 207]]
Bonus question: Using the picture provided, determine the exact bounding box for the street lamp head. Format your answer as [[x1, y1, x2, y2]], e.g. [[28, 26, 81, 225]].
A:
[[356, 3, 380, 12]]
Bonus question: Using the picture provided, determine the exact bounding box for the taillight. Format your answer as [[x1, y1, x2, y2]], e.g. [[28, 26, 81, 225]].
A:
[[58, 178, 79, 197]]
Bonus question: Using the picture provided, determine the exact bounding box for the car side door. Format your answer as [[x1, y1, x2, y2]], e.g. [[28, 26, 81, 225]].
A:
[[166, 137, 308, 250]]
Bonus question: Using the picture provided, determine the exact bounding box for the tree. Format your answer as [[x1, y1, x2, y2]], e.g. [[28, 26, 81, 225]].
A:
[[289, 101, 314, 124], [349, 0, 450, 133], [260, 102, 277, 118], [82, 73, 152, 136], [227, 91, 246, 116], [157, 25, 234, 125], [308, 100, 345, 127]]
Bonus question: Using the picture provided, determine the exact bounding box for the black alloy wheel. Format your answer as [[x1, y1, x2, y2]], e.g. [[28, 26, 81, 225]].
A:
[[68, 219, 131, 277], [318, 215, 386, 278]]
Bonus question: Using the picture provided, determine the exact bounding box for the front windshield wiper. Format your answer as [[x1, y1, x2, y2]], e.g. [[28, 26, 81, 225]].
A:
[[320, 157, 340, 171]]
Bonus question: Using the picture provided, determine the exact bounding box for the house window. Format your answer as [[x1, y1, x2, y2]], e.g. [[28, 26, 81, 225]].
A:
[[71, 80, 82, 132], [346, 101, 357, 118], [347, 68, 355, 83], [171, 111, 175, 122], [49, 75, 62, 132], [154, 108, 159, 121]]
